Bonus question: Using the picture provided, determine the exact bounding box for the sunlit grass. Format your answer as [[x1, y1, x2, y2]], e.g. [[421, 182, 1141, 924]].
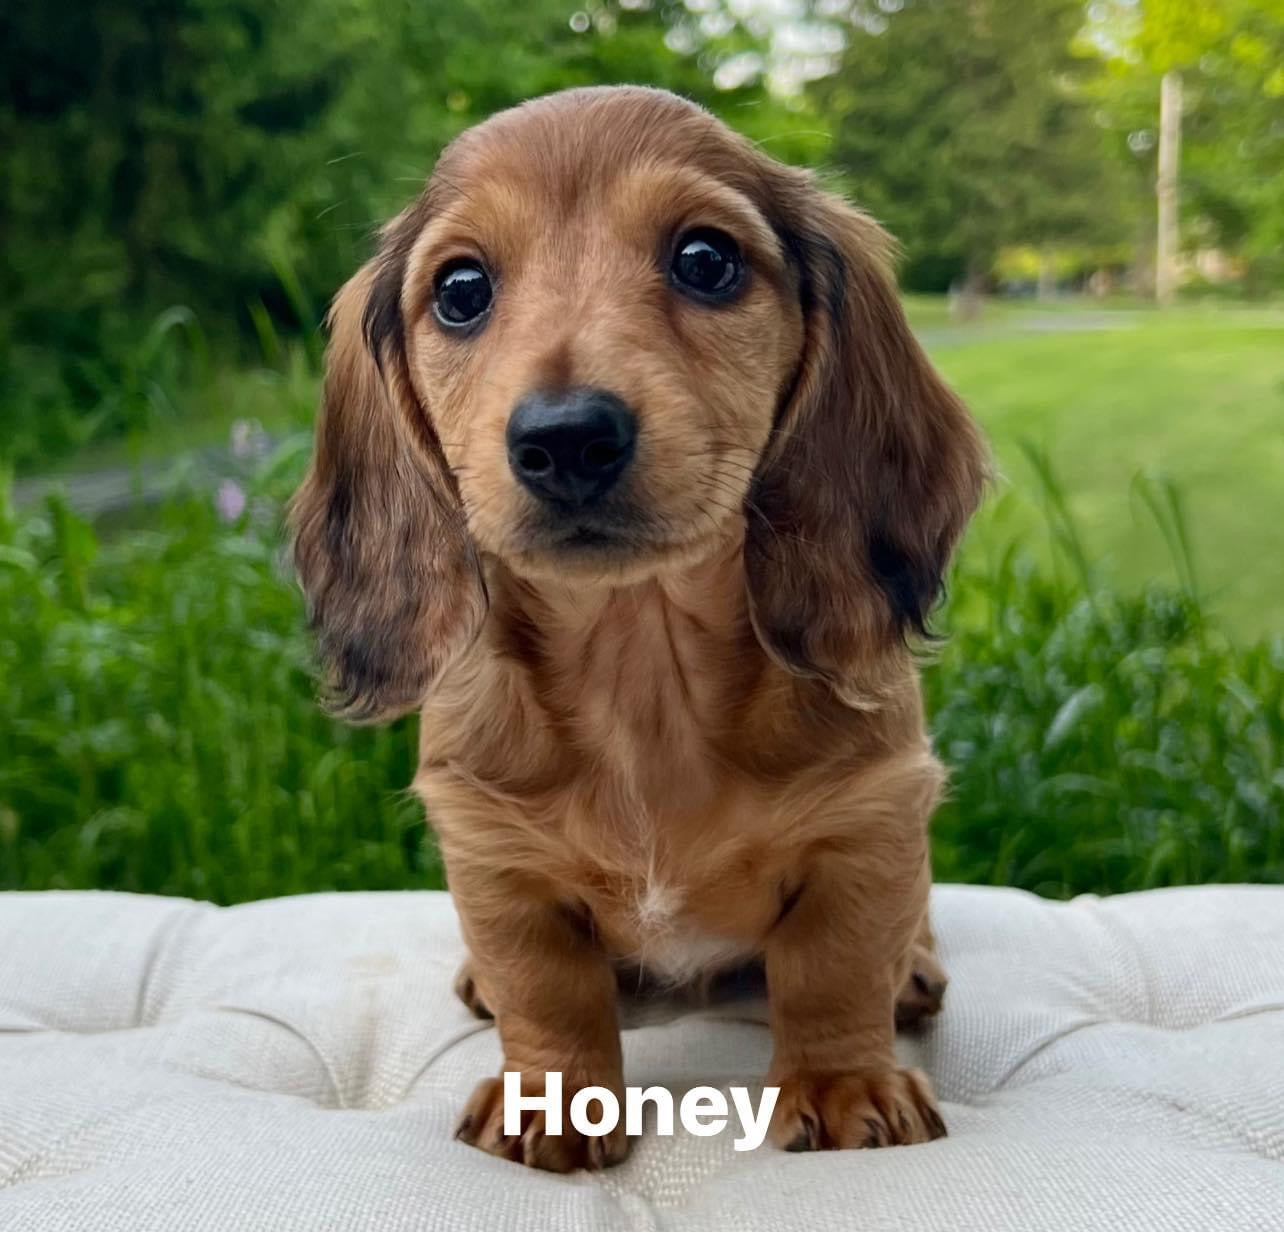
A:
[[4, 297, 1280, 902], [26, 295, 1281, 641], [929, 453, 1283, 894], [915, 301, 1284, 638], [2, 446, 1280, 903]]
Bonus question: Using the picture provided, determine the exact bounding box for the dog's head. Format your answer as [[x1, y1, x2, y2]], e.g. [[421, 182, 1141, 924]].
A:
[[290, 86, 987, 720]]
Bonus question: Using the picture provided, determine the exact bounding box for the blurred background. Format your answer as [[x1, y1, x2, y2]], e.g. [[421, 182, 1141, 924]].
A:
[[2, 0, 1281, 903]]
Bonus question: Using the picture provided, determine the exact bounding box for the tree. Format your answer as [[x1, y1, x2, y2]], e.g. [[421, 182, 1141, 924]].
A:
[[0, 0, 798, 466], [1088, 0, 1284, 295], [810, 0, 1132, 294]]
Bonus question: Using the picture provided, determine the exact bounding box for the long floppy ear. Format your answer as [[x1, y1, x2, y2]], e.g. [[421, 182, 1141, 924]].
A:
[[746, 184, 989, 703], [288, 246, 487, 723]]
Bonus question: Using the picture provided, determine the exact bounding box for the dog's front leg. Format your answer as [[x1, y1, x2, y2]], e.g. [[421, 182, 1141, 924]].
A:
[[448, 861, 626, 1172], [765, 841, 947, 1151]]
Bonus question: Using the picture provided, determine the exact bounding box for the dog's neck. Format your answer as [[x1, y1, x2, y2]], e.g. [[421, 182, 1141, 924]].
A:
[[422, 527, 909, 828], [503, 533, 750, 648], [496, 530, 761, 693], [478, 531, 769, 802]]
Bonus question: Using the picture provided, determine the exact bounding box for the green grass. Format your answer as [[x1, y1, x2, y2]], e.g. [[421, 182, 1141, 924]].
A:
[[1, 446, 1280, 903], [20, 296, 1281, 642], [4, 302, 321, 479], [912, 302, 1284, 639], [0, 466, 430, 902], [929, 495, 1284, 895], [2, 297, 1281, 903]]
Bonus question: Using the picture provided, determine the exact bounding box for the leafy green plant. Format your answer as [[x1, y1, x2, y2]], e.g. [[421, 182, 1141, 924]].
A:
[[927, 454, 1282, 895], [1, 456, 1279, 904], [929, 561, 1282, 894], [0, 459, 429, 901]]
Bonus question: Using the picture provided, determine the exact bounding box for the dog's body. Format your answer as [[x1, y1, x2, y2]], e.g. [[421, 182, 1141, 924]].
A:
[[291, 86, 986, 1171], [426, 547, 943, 1002]]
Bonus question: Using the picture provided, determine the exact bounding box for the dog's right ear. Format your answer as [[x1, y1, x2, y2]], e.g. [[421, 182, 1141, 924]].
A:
[[288, 243, 487, 723]]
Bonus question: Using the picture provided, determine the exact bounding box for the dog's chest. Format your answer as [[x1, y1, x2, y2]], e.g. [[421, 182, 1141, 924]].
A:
[[561, 781, 790, 984], [431, 567, 803, 980], [539, 603, 793, 978], [616, 877, 752, 983]]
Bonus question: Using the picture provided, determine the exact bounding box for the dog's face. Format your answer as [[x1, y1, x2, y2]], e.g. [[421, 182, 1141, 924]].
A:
[[291, 87, 987, 721], [398, 98, 801, 581]]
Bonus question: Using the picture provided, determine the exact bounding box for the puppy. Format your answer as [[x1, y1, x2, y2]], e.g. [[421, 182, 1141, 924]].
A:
[[290, 86, 987, 1171]]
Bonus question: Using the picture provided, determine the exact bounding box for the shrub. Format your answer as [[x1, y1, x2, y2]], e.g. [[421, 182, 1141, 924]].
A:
[[1, 457, 1279, 903], [0, 453, 430, 901], [929, 563, 1283, 895], [928, 458, 1282, 894]]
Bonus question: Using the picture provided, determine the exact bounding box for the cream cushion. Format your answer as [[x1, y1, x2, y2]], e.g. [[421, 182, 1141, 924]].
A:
[[2, 884, 1282, 1231]]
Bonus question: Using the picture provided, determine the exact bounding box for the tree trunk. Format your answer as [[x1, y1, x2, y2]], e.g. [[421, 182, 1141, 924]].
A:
[[1037, 247, 1056, 301], [950, 261, 987, 322], [1156, 70, 1183, 307]]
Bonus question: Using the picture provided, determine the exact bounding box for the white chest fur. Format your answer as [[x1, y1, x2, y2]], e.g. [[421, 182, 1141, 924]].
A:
[[628, 880, 747, 985]]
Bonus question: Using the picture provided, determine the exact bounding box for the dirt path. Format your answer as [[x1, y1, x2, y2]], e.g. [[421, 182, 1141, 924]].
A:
[[11, 441, 278, 519], [914, 309, 1138, 349]]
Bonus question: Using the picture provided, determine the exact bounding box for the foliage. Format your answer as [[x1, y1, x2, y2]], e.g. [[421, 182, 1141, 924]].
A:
[[1085, 0, 1284, 287], [811, 0, 1131, 285], [2, 430, 1280, 903], [6, 0, 1284, 471], [0, 447, 429, 901], [929, 459, 1283, 895], [1128, 0, 1282, 73], [0, 0, 819, 472]]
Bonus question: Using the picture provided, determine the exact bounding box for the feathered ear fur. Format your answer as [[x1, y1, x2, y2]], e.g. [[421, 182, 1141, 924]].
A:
[[288, 233, 487, 722], [745, 182, 989, 701]]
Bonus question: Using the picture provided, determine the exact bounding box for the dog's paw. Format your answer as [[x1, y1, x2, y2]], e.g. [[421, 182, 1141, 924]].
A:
[[453, 960, 493, 1020], [769, 1066, 946, 1151], [895, 943, 948, 1030], [454, 1074, 629, 1172]]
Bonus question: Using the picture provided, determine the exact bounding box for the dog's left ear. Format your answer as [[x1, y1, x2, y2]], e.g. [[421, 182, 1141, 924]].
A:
[[745, 181, 989, 701]]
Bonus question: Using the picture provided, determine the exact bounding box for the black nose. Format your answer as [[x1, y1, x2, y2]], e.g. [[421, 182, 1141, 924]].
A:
[[506, 388, 637, 507]]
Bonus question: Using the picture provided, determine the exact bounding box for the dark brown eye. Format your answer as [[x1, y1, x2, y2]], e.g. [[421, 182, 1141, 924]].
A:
[[670, 228, 743, 300], [433, 261, 492, 327]]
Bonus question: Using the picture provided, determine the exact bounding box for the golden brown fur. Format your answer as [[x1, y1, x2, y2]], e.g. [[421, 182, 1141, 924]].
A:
[[290, 86, 987, 1171]]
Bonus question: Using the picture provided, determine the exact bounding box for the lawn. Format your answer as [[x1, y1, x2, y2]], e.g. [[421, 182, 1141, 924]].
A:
[[21, 298, 1281, 638], [910, 301, 1284, 638], [2, 297, 1281, 903]]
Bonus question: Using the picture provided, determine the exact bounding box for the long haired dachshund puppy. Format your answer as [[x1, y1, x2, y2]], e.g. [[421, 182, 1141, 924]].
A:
[[291, 86, 987, 1171]]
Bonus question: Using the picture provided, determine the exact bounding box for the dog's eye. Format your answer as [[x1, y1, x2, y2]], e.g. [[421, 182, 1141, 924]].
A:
[[670, 229, 743, 300], [433, 261, 493, 327]]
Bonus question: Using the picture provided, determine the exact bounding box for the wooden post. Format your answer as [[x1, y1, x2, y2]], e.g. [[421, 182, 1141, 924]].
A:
[[1037, 247, 1056, 301], [1156, 70, 1183, 307]]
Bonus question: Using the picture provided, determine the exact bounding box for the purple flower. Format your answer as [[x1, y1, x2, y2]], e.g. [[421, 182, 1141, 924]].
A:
[[215, 479, 247, 523]]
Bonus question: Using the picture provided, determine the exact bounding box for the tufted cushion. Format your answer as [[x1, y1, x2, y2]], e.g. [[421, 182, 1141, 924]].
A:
[[1, 885, 1282, 1231]]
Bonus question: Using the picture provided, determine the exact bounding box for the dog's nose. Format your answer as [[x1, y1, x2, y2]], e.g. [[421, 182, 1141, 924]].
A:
[[506, 388, 637, 507]]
